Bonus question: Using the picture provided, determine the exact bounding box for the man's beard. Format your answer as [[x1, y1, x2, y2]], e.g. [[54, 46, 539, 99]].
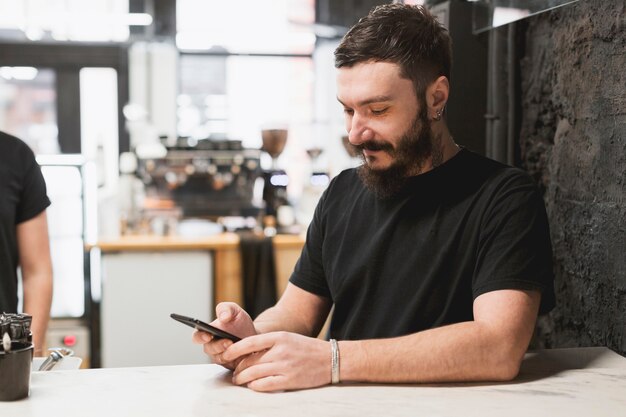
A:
[[352, 109, 434, 199]]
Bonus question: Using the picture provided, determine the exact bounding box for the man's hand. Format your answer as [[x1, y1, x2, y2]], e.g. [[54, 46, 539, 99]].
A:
[[224, 332, 332, 392], [192, 302, 257, 370]]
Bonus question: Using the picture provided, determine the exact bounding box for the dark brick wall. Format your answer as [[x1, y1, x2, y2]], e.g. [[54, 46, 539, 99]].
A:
[[519, 0, 625, 355]]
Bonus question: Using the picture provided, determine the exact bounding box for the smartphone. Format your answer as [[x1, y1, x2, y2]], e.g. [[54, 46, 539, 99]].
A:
[[170, 313, 241, 342]]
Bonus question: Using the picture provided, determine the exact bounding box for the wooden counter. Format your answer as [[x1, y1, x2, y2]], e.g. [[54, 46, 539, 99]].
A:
[[93, 233, 305, 307], [95, 233, 241, 251]]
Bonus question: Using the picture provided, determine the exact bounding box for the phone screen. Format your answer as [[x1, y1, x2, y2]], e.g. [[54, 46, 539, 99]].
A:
[[170, 313, 241, 342]]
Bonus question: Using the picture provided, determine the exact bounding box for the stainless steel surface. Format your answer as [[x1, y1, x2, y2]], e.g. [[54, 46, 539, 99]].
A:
[[51, 347, 74, 357], [137, 147, 262, 218], [38, 347, 75, 371], [38, 350, 63, 371]]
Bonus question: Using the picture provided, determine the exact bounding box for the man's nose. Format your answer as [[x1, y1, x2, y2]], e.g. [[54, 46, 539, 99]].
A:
[[348, 114, 373, 145]]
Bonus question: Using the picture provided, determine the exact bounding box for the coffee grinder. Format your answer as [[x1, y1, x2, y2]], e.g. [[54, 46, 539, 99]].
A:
[[306, 146, 330, 190], [261, 128, 289, 218], [296, 146, 331, 227]]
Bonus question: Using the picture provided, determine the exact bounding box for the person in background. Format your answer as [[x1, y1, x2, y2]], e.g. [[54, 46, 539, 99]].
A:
[[0, 130, 53, 356], [192, 4, 555, 391]]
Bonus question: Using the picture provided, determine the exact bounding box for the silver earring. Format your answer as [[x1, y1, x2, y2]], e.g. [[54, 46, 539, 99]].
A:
[[433, 109, 443, 121]]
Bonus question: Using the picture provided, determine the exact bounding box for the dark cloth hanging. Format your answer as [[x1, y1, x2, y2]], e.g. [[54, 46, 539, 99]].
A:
[[238, 232, 278, 319]]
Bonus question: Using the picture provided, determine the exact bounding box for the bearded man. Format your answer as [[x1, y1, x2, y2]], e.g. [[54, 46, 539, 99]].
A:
[[191, 4, 555, 392]]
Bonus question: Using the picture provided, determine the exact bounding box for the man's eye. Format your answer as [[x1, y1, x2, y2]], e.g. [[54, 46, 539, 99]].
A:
[[343, 108, 354, 116], [371, 108, 388, 115]]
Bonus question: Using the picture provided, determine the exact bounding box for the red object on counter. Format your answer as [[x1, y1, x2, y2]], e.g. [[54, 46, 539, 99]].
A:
[[63, 335, 77, 347]]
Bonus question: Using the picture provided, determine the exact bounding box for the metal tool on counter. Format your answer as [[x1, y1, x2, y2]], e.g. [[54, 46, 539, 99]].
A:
[[38, 348, 75, 371]]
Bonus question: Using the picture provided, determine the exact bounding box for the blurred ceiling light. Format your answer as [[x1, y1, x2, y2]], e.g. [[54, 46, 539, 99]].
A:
[[26, 12, 153, 26], [121, 13, 153, 26], [0, 66, 39, 81], [19, 12, 152, 35]]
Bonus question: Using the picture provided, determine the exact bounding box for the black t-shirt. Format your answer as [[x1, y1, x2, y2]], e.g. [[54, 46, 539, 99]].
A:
[[0, 132, 51, 313], [290, 149, 555, 341]]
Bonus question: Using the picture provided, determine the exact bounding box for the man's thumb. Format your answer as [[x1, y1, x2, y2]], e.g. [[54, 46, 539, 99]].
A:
[[216, 302, 239, 323]]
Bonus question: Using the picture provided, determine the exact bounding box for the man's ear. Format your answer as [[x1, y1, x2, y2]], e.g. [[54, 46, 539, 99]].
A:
[[426, 76, 449, 120]]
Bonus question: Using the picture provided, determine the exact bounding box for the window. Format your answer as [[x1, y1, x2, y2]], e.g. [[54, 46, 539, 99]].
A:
[[176, 0, 316, 196], [176, 0, 315, 54], [0, 67, 58, 153], [0, 0, 131, 42]]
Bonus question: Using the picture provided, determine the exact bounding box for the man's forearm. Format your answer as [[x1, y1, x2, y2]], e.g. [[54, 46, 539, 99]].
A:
[[16, 211, 53, 356], [339, 320, 529, 384], [23, 271, 53, 355], [253, 284, 332, 337], [339, 287, 542, 384], [253, 305, 315, 336]]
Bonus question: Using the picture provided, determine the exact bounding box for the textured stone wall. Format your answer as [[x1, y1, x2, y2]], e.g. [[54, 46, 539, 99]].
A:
[[519, 0, 625, 355]]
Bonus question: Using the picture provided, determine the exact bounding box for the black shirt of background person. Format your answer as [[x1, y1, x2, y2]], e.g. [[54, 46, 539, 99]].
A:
[[0, 131, 51, 313]]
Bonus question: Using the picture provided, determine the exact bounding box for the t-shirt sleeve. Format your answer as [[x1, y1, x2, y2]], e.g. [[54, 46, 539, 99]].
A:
[[472, 172, 555, 314], [289, 187, 332, 299], [16, 147, 51, 224]]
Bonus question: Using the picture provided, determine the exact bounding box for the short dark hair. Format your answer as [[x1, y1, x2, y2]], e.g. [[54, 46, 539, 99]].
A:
[[334, 4, 452, 100]]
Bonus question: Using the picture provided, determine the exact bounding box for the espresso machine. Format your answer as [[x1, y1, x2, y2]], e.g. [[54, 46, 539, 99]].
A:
[[261, 129, 289, 217], [137, 138, 263, 219]]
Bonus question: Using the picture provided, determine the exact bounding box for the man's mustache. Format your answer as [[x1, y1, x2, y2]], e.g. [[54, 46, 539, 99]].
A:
[[353, 140, 394, 153]]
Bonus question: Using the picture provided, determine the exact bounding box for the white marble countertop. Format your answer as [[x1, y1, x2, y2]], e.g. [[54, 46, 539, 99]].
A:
[[3, 347, 625, 417]]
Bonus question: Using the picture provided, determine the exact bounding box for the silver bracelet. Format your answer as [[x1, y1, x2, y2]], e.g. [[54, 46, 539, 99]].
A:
[[330, 338, 340, 384]]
